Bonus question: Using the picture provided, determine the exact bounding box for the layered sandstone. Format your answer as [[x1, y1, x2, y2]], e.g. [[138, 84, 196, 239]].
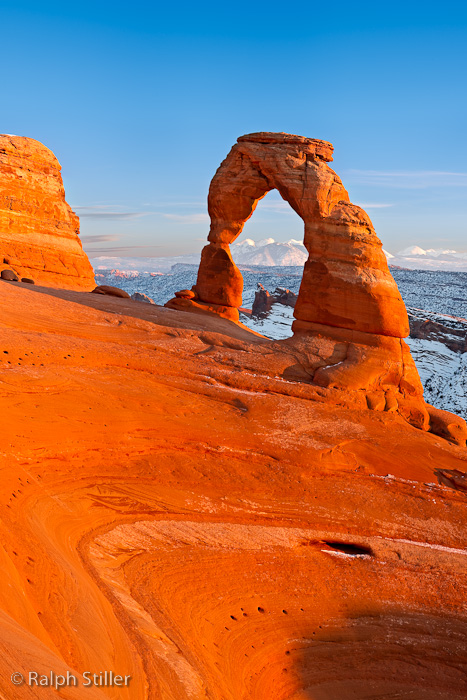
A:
[[1, 282, 467, 699], [0, 135, 95, 290]]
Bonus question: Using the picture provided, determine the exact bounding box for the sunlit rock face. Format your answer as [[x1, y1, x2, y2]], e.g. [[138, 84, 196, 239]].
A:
[[1, 134, 466, 700], [1, 282, 467, 699], [0, 135, 95, 290], [166, 133, 467, 444], [168, 132, 407, 336]]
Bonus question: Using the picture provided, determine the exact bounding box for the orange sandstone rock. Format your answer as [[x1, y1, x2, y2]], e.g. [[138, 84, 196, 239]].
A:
[[1, 282, 467, 699], [174, 289, 196, 299], [166, 133, 463, 440], [92, 285, 131, 298], [0, 132, 466, 699], [168, 132, 407, 338], [0, 135, 95, 290]]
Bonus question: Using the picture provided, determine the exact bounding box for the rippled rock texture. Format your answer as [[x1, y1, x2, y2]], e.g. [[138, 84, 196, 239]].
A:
[[0, 135, 95, 290], [1, 282, 467, 699]]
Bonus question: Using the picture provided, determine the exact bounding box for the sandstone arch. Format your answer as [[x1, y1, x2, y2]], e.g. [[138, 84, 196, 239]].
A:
[[165, 132, 454, 431], [168, 132, 408, 339]]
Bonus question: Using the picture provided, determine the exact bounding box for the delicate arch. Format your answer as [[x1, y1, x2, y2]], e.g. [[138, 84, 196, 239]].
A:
[[173, 132, 409, 338], [165, 133, 467, 445]]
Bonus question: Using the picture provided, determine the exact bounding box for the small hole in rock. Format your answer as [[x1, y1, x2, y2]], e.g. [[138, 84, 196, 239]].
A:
[[323, 541, 373, 556]]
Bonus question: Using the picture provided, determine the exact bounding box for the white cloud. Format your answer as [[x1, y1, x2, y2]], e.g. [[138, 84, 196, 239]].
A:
[[83, 245, 163, 255], [143, 201, 207, 208], [74, 205, 153, 220], [163, 213, 210, 224], [81, 235, 120, 243], [80, 212, 147, 220], [346, 170, 467, 189], [257, 200, 292, 212]]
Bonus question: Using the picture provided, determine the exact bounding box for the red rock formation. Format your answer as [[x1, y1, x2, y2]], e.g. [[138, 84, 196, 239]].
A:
[[0, 134, 466, 698], [252, 283, 273, 316], [1, 281, 467, 699], [168, 132, 406, 336], [0, 135, 95, 290], [252, 284, 297, 316], [92, 285, 131, 298], [166, 133, 465, 442]]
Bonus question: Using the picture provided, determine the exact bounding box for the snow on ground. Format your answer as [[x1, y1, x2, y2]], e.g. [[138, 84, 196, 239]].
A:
[[406, 338, 467, 419], [391, 269, 467, 319], [240, 305, 295, 339]]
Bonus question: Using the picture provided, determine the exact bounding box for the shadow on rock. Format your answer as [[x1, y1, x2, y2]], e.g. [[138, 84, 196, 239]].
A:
[[290, 609, 467, 700]]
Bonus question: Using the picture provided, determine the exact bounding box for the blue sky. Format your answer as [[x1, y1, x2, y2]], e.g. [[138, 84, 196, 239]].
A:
[[1, 0, 466, 258]]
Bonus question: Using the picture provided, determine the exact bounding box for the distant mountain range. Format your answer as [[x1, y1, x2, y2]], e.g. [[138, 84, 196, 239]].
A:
[[90, 239, 467, 273], [386, 246, 467, 271], [231, 238, 308, 266], [90, 238, 307, 272]]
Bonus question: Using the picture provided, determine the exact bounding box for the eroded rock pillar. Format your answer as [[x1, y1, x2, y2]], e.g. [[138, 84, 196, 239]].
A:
[[0, 135, 95, 290], [166, 143, 272, 320]]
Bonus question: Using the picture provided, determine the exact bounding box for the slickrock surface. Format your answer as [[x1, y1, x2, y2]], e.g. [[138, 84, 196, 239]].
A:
[[0, 135, 95, 290], [1, 281, 467, 699]]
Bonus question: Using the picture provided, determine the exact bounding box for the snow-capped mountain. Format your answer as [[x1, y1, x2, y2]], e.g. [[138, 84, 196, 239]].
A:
[[386, 246, 467, 271], [92, 254, 201, 273], [231, 239, 307, 266]]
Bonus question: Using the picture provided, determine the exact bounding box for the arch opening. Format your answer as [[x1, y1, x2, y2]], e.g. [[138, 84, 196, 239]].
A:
[[231, 191, 306, 338]]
